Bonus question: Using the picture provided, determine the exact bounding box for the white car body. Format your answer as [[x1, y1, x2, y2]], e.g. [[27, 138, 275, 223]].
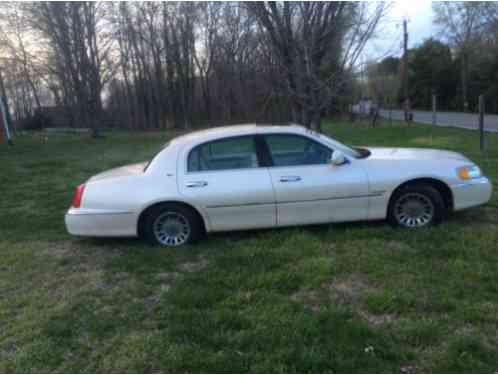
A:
[[65, 124, 492, 237]]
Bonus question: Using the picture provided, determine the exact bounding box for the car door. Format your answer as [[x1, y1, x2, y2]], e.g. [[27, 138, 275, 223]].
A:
[[262, 133, 370, 226], [177, 135, 276, 232]]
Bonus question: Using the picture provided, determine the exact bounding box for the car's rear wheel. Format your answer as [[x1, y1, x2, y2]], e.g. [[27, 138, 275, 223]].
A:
[[388, 184, 445, 228], [142, 204, 202, 246]]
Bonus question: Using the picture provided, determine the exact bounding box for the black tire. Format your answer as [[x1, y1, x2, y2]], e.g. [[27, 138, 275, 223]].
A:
[[141, 203, 203, 246], [387, 184, 446, 228]]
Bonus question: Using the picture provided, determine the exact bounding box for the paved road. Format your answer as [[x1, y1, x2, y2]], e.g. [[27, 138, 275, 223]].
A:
[[379, 109, 498, 133]]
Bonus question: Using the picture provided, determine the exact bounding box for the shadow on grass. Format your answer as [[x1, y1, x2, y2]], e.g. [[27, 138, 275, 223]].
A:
[[78, 209, 492, 249], [447, 206, 498, 225], [204, 220, 389, 243]]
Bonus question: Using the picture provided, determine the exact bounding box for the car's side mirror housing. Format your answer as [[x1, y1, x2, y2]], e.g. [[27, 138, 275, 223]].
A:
[[330, 150, 347, 166]]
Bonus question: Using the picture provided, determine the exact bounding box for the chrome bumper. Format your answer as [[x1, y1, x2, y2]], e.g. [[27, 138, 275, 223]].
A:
[[65, 208, 138, 237], [451, 177, 493, 211]]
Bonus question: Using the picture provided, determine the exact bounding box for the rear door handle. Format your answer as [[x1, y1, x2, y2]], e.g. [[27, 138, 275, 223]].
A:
[[280, 176, 301, 182], [185, 181, 208, 188]]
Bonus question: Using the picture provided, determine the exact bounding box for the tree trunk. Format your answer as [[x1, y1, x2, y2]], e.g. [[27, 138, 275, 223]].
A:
[[0, 69, 14, 132], [310, 110, 322, 132]]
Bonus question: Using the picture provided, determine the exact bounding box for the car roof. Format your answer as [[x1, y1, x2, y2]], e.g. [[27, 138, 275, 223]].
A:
[[146, 123, 348, 174], [170, 123, 311, 146]]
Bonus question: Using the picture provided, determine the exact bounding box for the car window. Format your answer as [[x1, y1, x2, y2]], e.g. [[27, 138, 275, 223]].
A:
[[264, 134, 332, 167], [188, 136, 258, 172]]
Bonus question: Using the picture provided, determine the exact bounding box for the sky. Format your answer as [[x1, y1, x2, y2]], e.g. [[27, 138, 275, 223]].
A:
[[365, 0, 437, 61]]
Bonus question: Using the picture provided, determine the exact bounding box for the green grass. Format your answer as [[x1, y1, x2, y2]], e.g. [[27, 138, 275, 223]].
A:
[[1, 121, 498, 373]]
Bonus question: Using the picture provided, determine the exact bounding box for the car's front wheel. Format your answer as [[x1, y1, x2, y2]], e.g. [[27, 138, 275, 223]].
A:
[[142, 204, 202, 246], [388, 184, 445, 228]]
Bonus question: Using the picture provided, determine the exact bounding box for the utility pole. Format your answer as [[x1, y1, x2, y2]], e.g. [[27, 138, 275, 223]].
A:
[[402, 18, 409, 122]]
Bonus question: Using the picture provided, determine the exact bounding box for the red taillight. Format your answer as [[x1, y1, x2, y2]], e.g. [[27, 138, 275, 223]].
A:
[[71, 184, 85, 208]]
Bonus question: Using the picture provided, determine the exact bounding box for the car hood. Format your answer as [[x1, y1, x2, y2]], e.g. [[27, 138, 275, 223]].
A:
[[366, 147, 470, 162], [88, 162, 148, 182]]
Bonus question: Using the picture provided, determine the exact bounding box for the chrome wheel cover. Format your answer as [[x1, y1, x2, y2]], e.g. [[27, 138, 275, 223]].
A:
[[153, 211, 191, 246], [394, 192, 435, 228]]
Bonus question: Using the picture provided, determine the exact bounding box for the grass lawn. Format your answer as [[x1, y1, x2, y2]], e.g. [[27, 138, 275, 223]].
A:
[[1, 120, 498, 373]]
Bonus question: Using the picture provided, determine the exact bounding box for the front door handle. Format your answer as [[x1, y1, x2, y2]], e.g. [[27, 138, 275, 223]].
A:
[[185, 181, 208, 188], [280, 176, 301, 182]]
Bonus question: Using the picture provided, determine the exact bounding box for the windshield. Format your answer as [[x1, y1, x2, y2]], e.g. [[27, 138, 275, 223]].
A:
[[317, 133, 364, 159]]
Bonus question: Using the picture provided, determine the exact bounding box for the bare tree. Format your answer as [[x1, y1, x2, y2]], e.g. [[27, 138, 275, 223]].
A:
[[193, 3, 221, 125], [0, 1, 387, 131], [247, 2, 387, 131], [366, 60, 400, 120], [0, 2, 47, 118], [434, 2, 490, 112], [25, 2, 115, 136]]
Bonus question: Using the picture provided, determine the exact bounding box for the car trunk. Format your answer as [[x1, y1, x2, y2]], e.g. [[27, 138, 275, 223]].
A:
[[87, 162, 148, 182]]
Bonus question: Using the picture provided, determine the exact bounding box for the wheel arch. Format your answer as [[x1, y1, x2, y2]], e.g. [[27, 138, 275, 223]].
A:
[[137, 200, 208, 238], [388, 177, 454, 213]]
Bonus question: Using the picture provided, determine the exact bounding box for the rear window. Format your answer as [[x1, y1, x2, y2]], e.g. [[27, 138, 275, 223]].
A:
[[144, 142, 170, 172], [188, 136, 258, 172]]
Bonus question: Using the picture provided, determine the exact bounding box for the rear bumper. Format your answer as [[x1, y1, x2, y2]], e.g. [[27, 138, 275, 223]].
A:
[[65, 208, 138, 237], [451, 177, 493, 211]]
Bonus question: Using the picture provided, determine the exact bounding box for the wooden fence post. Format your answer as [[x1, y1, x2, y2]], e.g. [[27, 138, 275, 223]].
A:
[[478, 94, 485, 152], [432, 94, 437, 126]]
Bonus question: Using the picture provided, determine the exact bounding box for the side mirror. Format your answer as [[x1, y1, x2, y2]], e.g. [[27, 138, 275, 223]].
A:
[[330, 150, 346, 166]]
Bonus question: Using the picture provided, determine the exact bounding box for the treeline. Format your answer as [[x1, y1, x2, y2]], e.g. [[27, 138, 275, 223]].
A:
[[0, 2, 385, 134], [367, 2, 498, 113]]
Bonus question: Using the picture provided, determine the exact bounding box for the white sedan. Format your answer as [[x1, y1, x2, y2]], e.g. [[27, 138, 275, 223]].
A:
[[66, 124, 492, 246]]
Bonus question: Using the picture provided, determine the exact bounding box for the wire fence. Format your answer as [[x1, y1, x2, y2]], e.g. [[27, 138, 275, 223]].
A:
[[351, 95, 498, 153]]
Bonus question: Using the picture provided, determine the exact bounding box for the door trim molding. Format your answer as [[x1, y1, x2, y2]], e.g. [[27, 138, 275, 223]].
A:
[[206, 193, 383, 209], [278, 193, 383, 205], [206, 202, 275, 209]]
